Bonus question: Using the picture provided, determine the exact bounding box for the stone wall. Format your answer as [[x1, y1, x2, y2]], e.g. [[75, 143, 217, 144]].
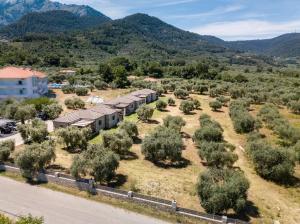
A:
[[0, 163, 248, 224]]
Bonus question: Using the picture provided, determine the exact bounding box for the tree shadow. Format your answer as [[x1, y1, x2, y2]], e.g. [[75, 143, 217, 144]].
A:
[[146, 119, 160, 124], [121, 151, 139, 161], [133, 137, 142, 144], [47, 89, 57, 98], [107, 174, 128, 188], [212, 109, 224, 113], [181, 132, 191, 139], [228, 200, 260, 221], [153, 157, 191, 169], [158, 109, 170, 112], [47, 164, 68, 173], [184, 111, 196, 115]]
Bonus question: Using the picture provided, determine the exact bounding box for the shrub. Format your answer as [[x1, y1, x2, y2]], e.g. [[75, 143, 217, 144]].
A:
[[216, 96, 230, 106], [197, 169, 249, 214], [0, 140, 15, 162], [71, 144, 119, 183], [209, 100, 222, 111], [41, 103, 63, 120], [167, 97, 175, 106], [14, 105, 36, 124], [197, 141, 237, 168], [229, 100, 256, 133], [247, 139, 295, 183], [118, 121, 139, 139], [174, 88, 189, 99], [18, 119, 48, 143], [193, 84, 208, 94], [16, 141, 55, 180], [64, 97, 85, 110], [56, 126, 91, 152], [62, 85, 75, 94], [199, 114, 223, 131], [192, 99, 201, 109], [16, 215, 44, 224], [94, 80, 108, 90], [102, 131, 133, 155], [75, 87, 89, 96], [179, 100, 194, 114], [193, 125, 224, 143], [288, 100, 300, 114], [156, 100, 167, 111], [163, 115, 186, 132], [136, 105, 154, 122], [141, 126, 183, 163]]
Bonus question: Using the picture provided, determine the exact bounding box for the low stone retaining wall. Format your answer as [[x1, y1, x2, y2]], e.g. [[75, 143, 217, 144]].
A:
[[0, 163, 248, 224]]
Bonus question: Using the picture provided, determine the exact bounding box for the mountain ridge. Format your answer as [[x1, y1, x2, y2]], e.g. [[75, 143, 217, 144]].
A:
[[0, 0, 110, 25]]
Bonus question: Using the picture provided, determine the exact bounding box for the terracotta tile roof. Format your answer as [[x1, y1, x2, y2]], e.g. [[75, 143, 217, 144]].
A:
[[0, 67, 46, 79]]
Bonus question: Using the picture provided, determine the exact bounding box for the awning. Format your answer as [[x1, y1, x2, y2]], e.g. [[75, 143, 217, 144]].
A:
[[71, 119, 94, 127]]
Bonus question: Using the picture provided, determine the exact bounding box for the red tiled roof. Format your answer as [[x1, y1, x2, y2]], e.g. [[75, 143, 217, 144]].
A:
[[0, 67, 46, 79]]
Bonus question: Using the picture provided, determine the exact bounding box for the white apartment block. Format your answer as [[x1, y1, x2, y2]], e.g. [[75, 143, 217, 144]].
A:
[[0, 67, 48, 99]]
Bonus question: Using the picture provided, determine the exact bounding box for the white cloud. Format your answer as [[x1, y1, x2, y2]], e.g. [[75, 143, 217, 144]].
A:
[[56, 0, 131, 19], [167, 4, 244, 19], [156, 0, 198, 7], [191, 19, 300, 40]]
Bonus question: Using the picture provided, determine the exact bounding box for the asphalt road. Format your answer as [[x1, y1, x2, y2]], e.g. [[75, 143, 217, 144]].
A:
[[0, 176, 169, 224]]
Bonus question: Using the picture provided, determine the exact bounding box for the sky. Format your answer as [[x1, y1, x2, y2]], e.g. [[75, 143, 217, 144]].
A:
[[57, 0, 300, 41]]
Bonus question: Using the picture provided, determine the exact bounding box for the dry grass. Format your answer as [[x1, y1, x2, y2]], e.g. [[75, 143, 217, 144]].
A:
[[17, 89, 300, 223]]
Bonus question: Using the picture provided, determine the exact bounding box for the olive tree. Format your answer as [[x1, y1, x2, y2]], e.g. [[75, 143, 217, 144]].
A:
[[174, 88, 189, 99], [118, 121, 139, 139], [193, 125, 224, 143], [14, 105, 36, 124], [156, 100, 167, 111], [192, 99, 201, 109], [18, 119, 48, 143], [209, 100, 223, 112], [163, 115, 186, 132], [75, 87, 89, 96], [167, 97, 176, 106], [102, 131, 133, 155], [141, 126, 183, 163], [197, 169, 249, 214], [56, 126, 91, 152], [64, 97, 85, 110], [288, 100, 300, 114], [179, 100, 194, 114], [42, 103, 63, 120], [0, 140, 15, 162], [136, 105, 154, 122], [16, 141, 56, 180], [71, 144, 119, 183]]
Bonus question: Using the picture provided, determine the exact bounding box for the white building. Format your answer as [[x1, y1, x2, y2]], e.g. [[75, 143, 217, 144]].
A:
[[0, 67, 48, 99]]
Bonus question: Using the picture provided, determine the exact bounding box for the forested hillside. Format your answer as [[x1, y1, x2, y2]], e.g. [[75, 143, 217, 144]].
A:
[[0, 10, 109, 38], [227, 33, 300, 57]]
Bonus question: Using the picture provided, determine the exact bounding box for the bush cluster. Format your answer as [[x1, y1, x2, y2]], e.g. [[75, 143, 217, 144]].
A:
[[229, 100, 257, 133]]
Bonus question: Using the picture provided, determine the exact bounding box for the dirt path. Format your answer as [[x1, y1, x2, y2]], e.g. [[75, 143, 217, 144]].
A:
[[194, 94, 300, 224]]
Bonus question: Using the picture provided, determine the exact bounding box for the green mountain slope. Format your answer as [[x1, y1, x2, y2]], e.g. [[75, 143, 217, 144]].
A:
[[9, 13, 231, 63], [0, 0, 110, 25], [227, 33, 300, 57], [0, 10, 110, 38]]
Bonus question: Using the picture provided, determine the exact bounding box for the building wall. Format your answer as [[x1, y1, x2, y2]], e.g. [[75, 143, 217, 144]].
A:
[[105, 112, 120, 129], [94, 116, 106, 132], [0, 77, 48, 99]]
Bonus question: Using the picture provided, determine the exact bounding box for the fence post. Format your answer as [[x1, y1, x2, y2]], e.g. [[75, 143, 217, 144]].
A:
[[171, 200, 177, 211], [222, 216, 228, 224], [128, 191, 133, 198], [88, 179, 96, 194]]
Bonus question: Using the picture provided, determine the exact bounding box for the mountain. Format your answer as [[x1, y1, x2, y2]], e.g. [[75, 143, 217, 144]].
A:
[[4, 13, 231, 63], [0, 10, 110, 38], [227, 33, 300, 57], [0, 0, 110, 25]]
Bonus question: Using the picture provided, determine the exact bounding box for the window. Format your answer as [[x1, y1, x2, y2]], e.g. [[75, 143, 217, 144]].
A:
[[18, 80, 23, 85], [98, 120, 102, 126], [112, 115, 115, 121], [19, 89, 24, 95]]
